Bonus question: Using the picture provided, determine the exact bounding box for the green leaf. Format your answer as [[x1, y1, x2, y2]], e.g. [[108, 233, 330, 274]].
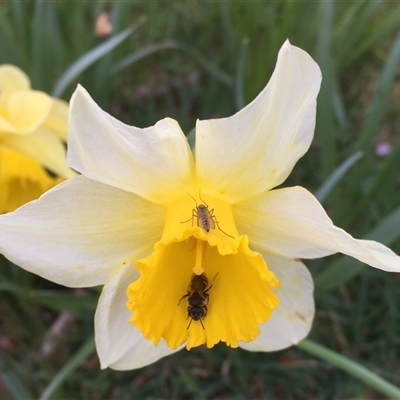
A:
[[352, 140, 400, 221], [314, 151, 363, 204], [298, 339, 400, 399], [113, 40, 232, 86], [0, 6, 20, 65], [39, 336, 96, 400], [357, 30, 400, 152], [52, 17, 146, 98], [338, 4, 400, 70], [316, 0, 336, 179], [235, 37, 249, 111], [0, 356, 33, 400], [31, 1, 64, 92], [186, 127, 196, 150], [0, 283, 96, 315], [112, 40, 178, 73]]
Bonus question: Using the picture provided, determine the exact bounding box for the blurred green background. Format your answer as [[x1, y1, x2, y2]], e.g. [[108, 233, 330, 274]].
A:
[[1, 1, 400, 398]]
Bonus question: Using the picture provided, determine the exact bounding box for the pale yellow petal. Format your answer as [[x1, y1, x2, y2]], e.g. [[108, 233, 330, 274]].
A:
[[2, 128, 75, 179], [42, 98, 69, 141], [0, 176, 165, 287], [234, 186, 400, 272], [0, 115, 18, 134], [7, 90, 53, 134], [0, 65, 30, 110], [0, 147, 62, 213], [195, 40, 321, 203]]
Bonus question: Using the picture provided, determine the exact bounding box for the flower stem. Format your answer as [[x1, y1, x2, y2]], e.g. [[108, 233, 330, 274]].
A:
[[297, 339, 400, 399], [193, 240, 204, 275]]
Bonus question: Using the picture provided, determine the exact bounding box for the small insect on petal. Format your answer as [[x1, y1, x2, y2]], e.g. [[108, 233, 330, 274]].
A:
[[178, 272, 218, 329], [181, 192, 234, 238]]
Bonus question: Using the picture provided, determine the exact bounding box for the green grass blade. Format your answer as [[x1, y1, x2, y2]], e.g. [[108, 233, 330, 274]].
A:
[[0, 356, 33, 400], [357, 30, 400, 152], [339, 4, 400, 70], [113, 40, 232, 86], [39, 336, 96, 400], [0, 283, 96, 315], [298, 339, 400, 399], [314, 204, 400, 297], [0, 19, 19, 65], [177, 367, 206, 399], [30, 290, 97, 314], [332, 77, 349, 128], [112, 40, 178, 73], [52, 17, 146, 98], [0, 1, 22, 65], [31, 1, 64, 92], [9, 0, 28, 44], [345, 29, 400, 220], [352, 140, 400, 221], [235, 38, 249, 111], [186, 127, 196, 150], [174, 42, 232, 86], [316, 0, 336, 179], [334, 1, 380, 69], [315, 151, 363, 204]]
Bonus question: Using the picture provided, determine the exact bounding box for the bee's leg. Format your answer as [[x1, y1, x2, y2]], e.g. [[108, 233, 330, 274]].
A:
[[205, 272, 219, 293], [178, 293, 189, 306]]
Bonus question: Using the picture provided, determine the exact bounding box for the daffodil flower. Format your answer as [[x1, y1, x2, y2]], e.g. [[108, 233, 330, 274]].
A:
[[0, 64, 76, 212], [1, 41, 400, 370]]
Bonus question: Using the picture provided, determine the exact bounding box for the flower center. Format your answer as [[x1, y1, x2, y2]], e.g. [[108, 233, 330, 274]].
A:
[[126, 193, 280, 350]]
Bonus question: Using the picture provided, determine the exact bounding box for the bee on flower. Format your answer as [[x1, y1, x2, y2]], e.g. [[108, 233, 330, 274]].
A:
[[178, 272, 217, 330], [0, 65, 75, 213], [0, 41, 399, 370]]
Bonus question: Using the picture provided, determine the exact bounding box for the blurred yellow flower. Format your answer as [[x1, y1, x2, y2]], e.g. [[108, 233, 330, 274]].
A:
[[0, 42, 400, 371], [0, 64, 75, 212]]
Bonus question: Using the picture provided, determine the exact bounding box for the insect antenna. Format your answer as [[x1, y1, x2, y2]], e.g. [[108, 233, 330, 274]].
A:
[[198, 189, 209, 208], [187, 192, 198, 207], [187, 318, 205, 330]]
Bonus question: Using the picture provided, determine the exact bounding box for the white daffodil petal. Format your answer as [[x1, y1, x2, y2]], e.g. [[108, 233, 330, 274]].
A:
[[0, 176, 164, 287], [234, 186, 400, 272], [96, 259, 180, 370], [68, 85, 194, 203], [195, 40, 321, 203], [239, 254, 314, 352], [1, 127, 76, 179]]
